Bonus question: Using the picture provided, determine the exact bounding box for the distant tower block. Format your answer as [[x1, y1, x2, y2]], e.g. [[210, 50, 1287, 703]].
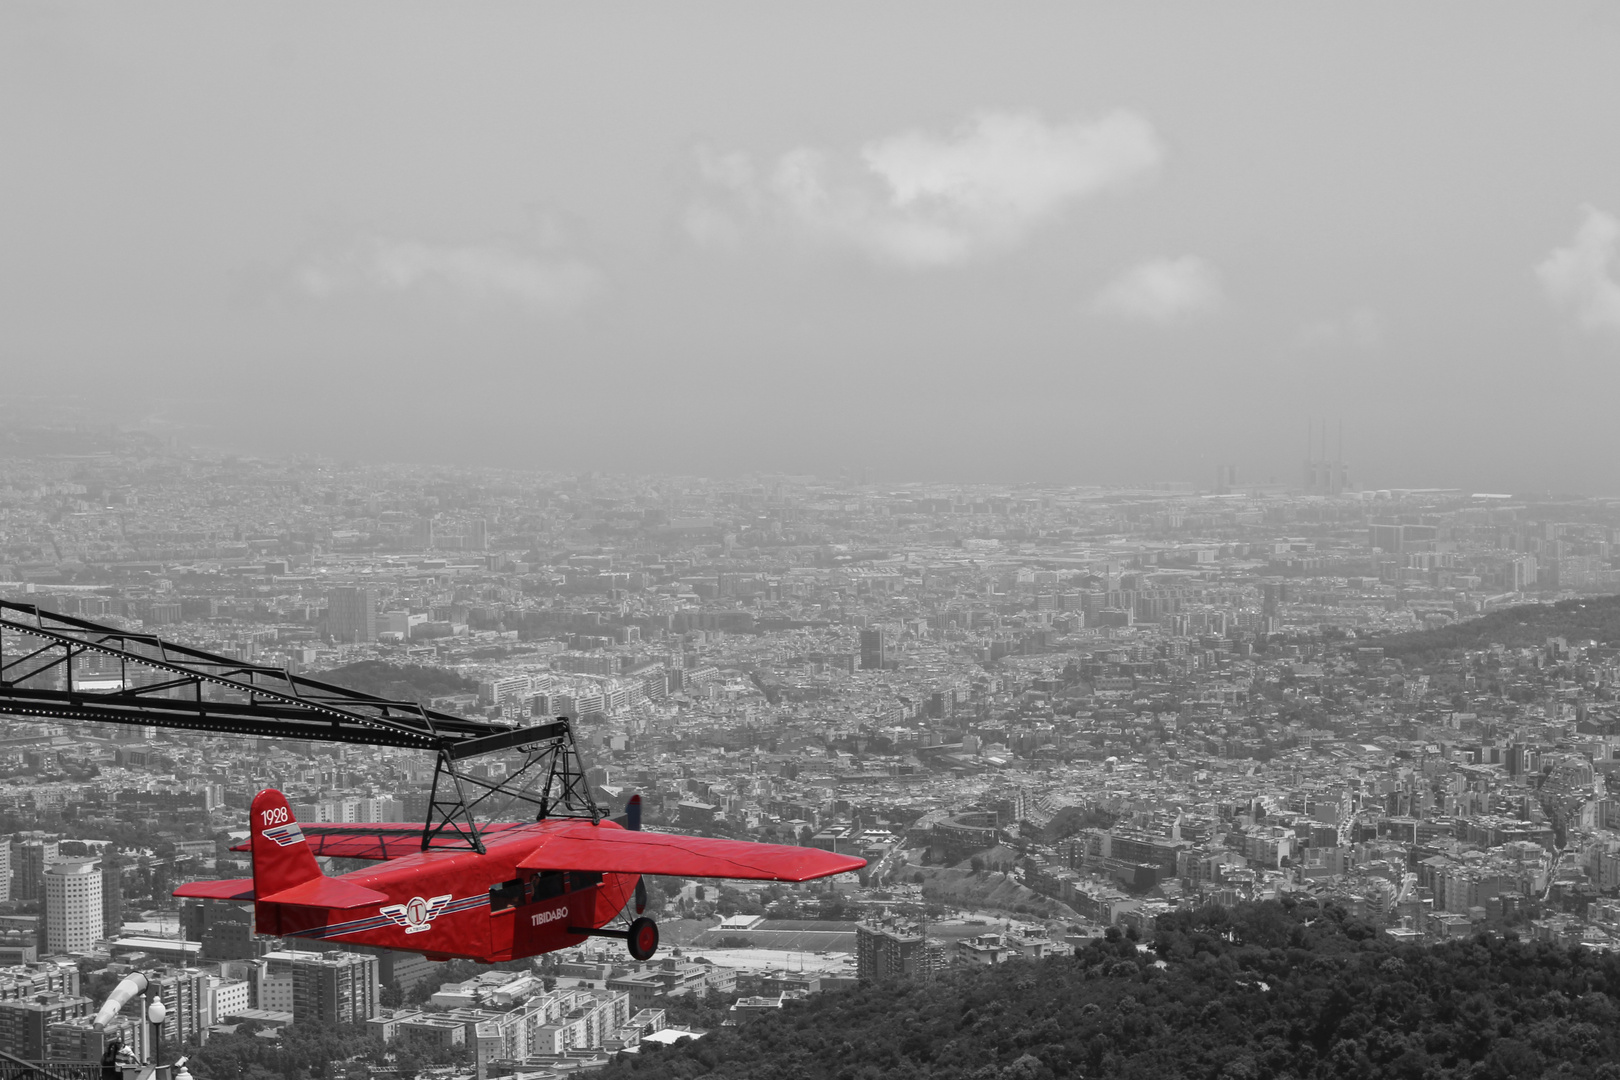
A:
[[859, 628, 888, 670], [1303, 419, 1350, 495], [328, 586, 377, 643], [1214, 464, 1237, 495]]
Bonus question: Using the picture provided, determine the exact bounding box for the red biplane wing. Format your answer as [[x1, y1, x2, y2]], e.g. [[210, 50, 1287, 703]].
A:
[[229, 821, 534, 860], [517, 821, 866, 882]]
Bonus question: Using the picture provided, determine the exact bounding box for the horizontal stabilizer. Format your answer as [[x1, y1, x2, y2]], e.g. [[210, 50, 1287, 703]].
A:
[[257, 876, 390, 909], [517, 822, 866, 882], [173, 878, 255, 901]]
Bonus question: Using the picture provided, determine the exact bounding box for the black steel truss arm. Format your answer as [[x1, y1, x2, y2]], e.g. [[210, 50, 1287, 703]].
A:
[[0, 600, 523, 751], [0, 601, 604, 850]]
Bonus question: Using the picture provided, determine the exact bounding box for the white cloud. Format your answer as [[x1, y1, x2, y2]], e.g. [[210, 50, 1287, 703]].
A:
[[1536, 205, 1620, 337], [1092, 256, 1223, 323], [296, 237, 601, 315], [1294, 306, 1385, 351], [686, 109, 1164, 268]]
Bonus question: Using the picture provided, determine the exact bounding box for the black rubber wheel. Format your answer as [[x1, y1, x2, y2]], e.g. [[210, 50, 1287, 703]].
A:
[[628, 916, 659, 961]]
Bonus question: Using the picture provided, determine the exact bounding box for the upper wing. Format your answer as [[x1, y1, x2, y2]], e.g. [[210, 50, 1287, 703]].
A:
[[226, 819, 867, 880], [516, 821, 866, 882], [230, 821, 533, 860]]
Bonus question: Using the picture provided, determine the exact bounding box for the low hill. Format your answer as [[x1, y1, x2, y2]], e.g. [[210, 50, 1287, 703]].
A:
[[314, 660, 477, 706], [951, 844, 1022, 872], [1373, 593, 1620, 663], [603, 900, 1620, 1080], [907, 864, 1077, 922]]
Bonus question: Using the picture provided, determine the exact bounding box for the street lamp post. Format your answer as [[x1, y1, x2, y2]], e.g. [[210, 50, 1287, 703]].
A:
[[147, 998, 167, 1076]]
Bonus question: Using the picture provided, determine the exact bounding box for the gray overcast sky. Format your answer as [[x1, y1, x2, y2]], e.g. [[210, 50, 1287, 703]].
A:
[[4, 3, 1620, 489]]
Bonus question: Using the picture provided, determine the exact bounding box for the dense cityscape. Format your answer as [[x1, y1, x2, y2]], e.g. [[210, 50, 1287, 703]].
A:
[[7, 2, 1620, 1075], [4, 427, 1620, 1076]]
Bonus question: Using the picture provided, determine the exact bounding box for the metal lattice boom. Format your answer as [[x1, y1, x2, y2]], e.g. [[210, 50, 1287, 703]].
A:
[[0, 601, 601, 849], [0, 600, 546, 751]]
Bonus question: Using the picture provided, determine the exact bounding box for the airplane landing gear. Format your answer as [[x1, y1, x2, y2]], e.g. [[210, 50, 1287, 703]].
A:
[[628, 916, 659, 961], [568, 915, 659, 960]]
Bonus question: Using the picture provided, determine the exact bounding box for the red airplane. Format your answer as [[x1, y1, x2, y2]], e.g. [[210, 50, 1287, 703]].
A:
[[174, 789, 864, 963]]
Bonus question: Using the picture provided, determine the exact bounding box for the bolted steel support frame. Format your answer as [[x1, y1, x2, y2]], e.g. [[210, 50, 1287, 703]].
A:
[[0, 601, 599, 853]]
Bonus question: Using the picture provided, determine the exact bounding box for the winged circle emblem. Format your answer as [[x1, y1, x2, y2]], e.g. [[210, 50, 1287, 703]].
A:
[[380, 894, 454, 934]]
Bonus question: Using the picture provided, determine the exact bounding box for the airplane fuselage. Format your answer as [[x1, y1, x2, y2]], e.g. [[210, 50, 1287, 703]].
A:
[[258, 818, 638, 962]]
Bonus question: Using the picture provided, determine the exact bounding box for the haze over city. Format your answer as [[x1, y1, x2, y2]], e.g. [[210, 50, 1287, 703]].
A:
[[3, 4, 1620, 489], [15, 9, 1620, 1075]]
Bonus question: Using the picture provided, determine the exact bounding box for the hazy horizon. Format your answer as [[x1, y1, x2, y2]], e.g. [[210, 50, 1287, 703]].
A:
[[5, 4, 1620, 490]]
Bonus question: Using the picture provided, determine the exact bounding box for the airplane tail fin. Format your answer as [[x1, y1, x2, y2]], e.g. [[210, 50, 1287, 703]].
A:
[[250, 788, 323, 897]]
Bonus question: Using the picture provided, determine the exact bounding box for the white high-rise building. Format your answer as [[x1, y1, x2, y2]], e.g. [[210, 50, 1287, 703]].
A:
[[44, 860, 102, 953]]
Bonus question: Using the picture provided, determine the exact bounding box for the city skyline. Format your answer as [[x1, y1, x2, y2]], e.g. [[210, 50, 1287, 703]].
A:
[[0, 418, 1605, 501], [4, 5, 1620, 490]]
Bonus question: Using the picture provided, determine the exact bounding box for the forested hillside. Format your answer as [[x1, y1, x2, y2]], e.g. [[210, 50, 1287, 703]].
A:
[[606, 901, 1620, 1080], [1374, 594, 1620, 663]]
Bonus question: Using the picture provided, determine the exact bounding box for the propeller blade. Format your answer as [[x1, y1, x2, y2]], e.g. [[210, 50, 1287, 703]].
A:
[[635, 877, 647, 915], [626, 793, 641, 831]]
